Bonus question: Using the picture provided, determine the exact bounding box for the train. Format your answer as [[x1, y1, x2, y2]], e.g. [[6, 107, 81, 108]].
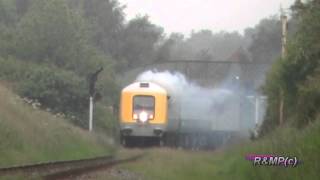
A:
[[119, 81, 243, 149]]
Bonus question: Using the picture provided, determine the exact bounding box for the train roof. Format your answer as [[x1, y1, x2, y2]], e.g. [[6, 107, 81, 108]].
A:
[[122, 82, 167, 94]]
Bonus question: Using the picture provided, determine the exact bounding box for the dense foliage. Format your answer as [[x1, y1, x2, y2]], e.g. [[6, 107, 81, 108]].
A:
[[261, 0, 320, 134], [0, 0, 171, 131], [1, 0, 316, 136], [0, 0, 119, 130]]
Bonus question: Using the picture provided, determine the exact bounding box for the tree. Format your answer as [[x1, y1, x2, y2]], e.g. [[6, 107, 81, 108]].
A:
[[165, 33, 193, 60], [15, 0, 30, 17], [15, 0, 106, 74], [0, 0, 18, 57], [0, 0, 17, 26], [163, 30, 245, 61], [246, 17, 282, 64], [291, 0, 305, 17], [261, 0, 320, 134], [0, 0, 120, 130], [155, 37, 175, 62], [81, 0, 125, 57], [119, 15, 163, 68]]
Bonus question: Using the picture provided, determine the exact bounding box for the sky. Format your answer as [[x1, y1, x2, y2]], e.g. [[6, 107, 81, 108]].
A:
[[118, 0, 295, 36]]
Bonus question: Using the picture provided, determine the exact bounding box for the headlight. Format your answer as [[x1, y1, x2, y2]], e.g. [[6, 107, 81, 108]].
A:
[[133, 113, 138, 120], [139, 111, 148, 123]]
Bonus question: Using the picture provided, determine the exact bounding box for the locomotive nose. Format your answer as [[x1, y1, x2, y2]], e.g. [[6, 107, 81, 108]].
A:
[[120, 124, 166, 137]]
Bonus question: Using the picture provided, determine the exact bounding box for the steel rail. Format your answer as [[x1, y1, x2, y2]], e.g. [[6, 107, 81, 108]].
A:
[[0, 155, 113, 175], [0, 154, 144, 179], [44, 154, 144, 180]]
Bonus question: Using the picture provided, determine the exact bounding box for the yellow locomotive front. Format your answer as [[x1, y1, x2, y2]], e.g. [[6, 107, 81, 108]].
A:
[[119, 82, 168, 145]]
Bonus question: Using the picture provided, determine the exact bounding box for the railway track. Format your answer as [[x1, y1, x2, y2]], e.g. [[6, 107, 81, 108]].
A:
[[0, 153, 145, 179]]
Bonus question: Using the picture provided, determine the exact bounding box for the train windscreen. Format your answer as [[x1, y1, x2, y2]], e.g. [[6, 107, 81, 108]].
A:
[[133, 96, 155, 113]]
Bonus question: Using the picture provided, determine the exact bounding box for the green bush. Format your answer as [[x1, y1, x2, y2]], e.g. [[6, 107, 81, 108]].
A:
[[18, 66, 88, 114], [295, 68, 320, 127], [0, 57, 87, 122], [0, 57, 118, 129], [94, 103, 118, 136], [0, 0, 120, 133], [261, 1, 320, 134]]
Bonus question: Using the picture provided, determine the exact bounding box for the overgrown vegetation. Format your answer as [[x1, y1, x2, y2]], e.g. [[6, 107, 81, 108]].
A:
[[0, 0, 121, 131], [0, 0, 318, 179], [116, 1, 320, 179], [118, 115, 320, 180], [0, 0, 290, 133], [261, 0, 320, 134], [0, 84, 113, 167]]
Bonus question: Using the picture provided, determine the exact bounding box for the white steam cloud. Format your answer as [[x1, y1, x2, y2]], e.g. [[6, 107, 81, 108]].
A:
[[136, 70, 243, 132]]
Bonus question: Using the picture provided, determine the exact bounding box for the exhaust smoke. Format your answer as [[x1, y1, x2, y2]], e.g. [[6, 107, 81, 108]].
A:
[[136, 70, 244, 132]]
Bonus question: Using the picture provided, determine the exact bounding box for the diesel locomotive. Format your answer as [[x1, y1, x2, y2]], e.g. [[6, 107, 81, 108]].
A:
[[119, 81, 170, 146], [119, 81, 242, 148]]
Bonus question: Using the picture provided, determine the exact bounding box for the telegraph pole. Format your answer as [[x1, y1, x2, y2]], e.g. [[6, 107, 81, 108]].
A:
[[88, 67, 103, 132], [281, 7, 288, 58], [279, 6, 288, 126]]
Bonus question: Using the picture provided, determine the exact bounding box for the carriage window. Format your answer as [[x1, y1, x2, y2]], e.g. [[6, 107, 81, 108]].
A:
[[133, 96, 155, 112]]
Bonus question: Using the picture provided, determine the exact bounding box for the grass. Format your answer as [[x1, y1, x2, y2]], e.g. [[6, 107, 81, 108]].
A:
[[1, 78, 318, 179], [118, 116, 320, 180], [0, 83, 114, 168]]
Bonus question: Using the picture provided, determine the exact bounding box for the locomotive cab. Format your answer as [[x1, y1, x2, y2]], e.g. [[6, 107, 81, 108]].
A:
[[120, 82, 168, 145]]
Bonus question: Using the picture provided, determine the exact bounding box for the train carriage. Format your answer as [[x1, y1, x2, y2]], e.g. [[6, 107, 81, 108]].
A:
[[119, 82, 169, 145], [119, 80, 244, 148]]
